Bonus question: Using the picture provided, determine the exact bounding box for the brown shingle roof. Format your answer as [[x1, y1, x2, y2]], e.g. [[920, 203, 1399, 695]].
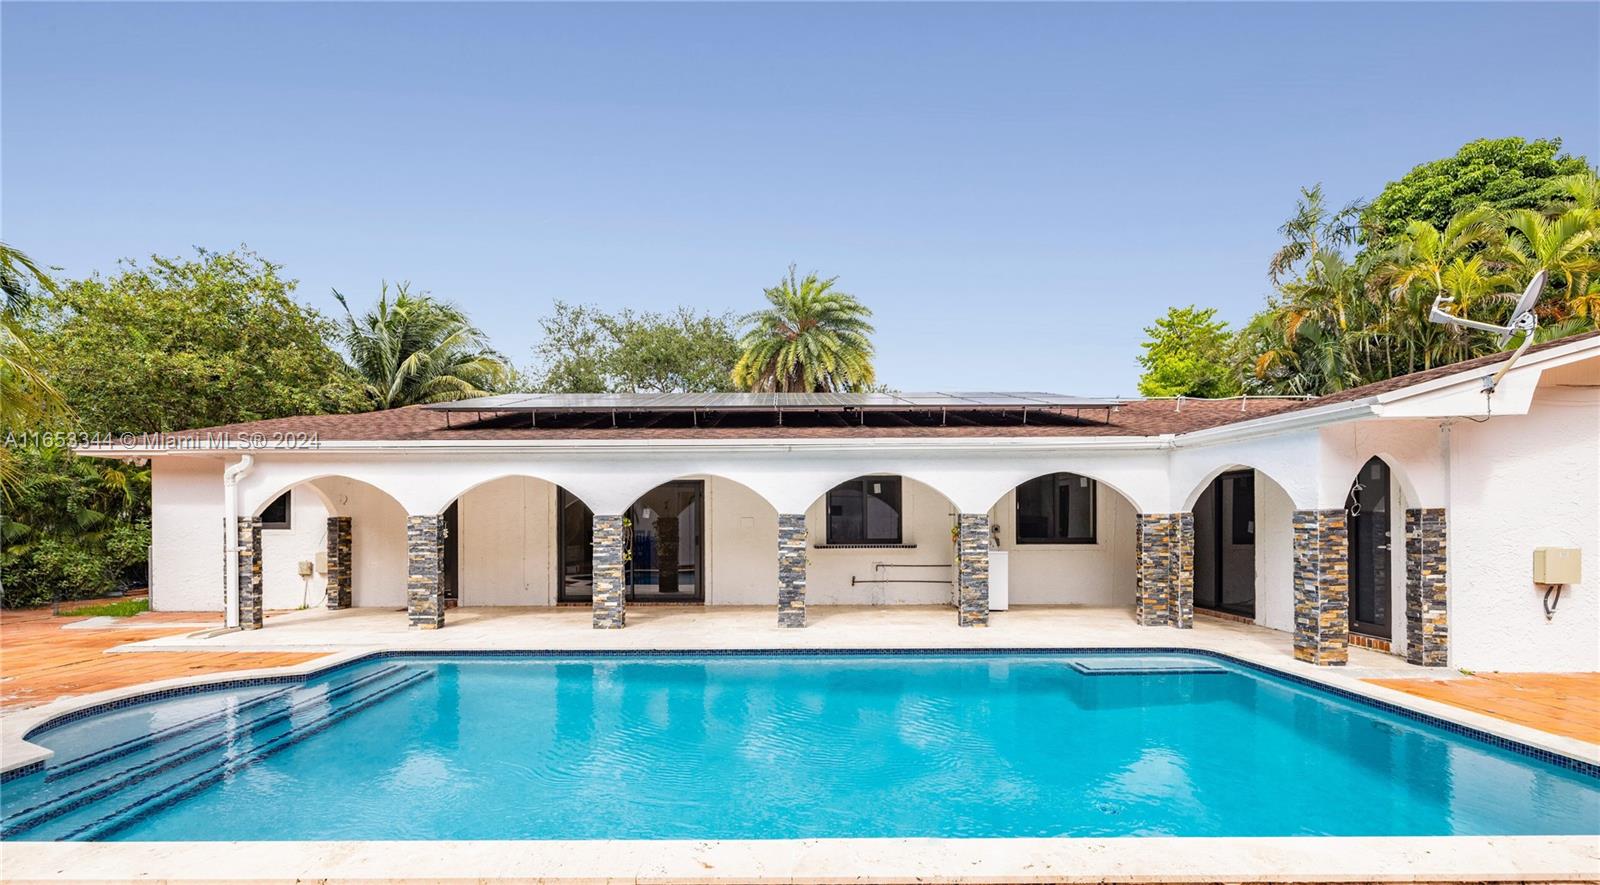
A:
[[142, 331, 1599, 445]]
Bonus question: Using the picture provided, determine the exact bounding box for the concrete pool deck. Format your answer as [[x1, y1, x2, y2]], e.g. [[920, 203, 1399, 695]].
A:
[[3, 605, 1598, 882]]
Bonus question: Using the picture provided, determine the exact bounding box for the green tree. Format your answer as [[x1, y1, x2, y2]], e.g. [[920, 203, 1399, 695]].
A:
[[6, 248, 365, 608], [528, 301, 740, 393], [1135, 306, 1241, 398], [334, 282, 510, 408], [733, 266, 876, 393], [33, 248, 365, 431], [0, 445, 150, 608], [1, 243, 66, 496], [1361, 138, 1591, 246], [1499, 207, 1600, 322]]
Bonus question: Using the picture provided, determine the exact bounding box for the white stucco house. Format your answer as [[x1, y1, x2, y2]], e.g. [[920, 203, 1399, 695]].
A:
[[84, 333, 1599, 672]]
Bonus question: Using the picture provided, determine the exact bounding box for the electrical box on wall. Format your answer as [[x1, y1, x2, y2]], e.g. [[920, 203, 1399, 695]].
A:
[[1532, 548, 1581, 584], [297, 560, 315, 578], [314, 551, 328, 574]]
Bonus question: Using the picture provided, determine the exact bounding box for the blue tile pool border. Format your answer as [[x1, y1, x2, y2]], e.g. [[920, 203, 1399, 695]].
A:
[[9, 646, 1600, 784]]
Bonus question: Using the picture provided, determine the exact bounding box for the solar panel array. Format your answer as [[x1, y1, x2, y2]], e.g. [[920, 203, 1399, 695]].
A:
[[425, 392, 1124, 413]]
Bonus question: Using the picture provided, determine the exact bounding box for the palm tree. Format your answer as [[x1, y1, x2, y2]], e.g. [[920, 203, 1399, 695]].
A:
[[334, 282, 510, 409], [1267, 184, 1365, 285], [1499, 207, 1600, 323], [733, 266, 876, 393], [1255, 249, 1375, 392], [1376, 207, 1514, 370], [0, 243, 67, 498]]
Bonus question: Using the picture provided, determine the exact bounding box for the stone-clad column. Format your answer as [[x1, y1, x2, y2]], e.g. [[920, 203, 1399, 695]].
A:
[[1135, 514, 1173, 626], [593, 514, 626, 629], [1293, 509, 1349, 665], [956, 514, 990, 627], [325, 516, 352, 610], [1171, 512, 1195, 629], [777, 514, 808, 627], [237, 517, 263, 630], [1405, 508, 1449, 667], [407, 515, 445, 629]]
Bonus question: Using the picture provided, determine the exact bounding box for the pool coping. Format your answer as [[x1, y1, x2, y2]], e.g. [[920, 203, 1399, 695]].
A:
[[2, 834, 1597, 882]]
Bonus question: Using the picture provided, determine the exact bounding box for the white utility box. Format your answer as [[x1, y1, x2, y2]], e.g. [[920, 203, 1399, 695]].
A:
[[989, 550, 1009, 611], [1533, 547, 1582, 584]]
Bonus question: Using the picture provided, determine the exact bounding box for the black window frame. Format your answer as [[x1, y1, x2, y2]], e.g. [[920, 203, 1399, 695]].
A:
[[260, 491, 292, 531], [1014, 473, 1097, 545], [825, 476, 904, 546]]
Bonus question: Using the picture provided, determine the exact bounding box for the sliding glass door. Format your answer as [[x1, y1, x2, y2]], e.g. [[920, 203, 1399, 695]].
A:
[[558, 481, 705, 603]]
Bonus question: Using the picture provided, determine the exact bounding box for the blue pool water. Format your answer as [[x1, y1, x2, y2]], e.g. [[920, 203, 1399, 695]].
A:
[[3, 652, 1597, 841]]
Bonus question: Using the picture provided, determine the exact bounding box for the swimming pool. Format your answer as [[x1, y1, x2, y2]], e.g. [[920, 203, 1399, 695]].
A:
[[3, 651, 1597, 841]]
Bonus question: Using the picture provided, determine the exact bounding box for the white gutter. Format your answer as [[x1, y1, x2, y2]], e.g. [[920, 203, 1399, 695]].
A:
[[221, 455, 254, 629]]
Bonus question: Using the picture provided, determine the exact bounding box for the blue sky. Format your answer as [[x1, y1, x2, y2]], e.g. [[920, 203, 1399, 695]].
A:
[[4, 2, 1596, 395]]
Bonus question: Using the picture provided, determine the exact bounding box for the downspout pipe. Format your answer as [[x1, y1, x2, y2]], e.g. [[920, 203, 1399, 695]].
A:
[[222, 454, 255, 629]]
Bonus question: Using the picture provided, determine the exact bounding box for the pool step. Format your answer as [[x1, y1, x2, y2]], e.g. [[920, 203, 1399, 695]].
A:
[[1, 665, 409, 835], [45, 685, 299, 780], [67, 668, 435, 842], [1068, 658, 1232, 676], [2, 665, 424, 841]]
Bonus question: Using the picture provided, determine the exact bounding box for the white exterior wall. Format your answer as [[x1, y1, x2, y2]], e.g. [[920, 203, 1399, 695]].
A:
[[990, 485, 1136, 606], [149, 457, 225, 612], [1445, 365, 1600, 672], [1253, 474, 1296, 633], [457, 476, 557, 606], [259, 490, 330, 611], [705, 477, 779, 606]]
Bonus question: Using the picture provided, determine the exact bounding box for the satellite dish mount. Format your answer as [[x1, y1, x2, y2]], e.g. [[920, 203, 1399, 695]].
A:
[[1427, 270, 1546, 395]]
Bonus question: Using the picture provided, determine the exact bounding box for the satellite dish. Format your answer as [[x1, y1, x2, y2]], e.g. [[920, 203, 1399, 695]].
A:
[[1426, 270, 1547, 395]]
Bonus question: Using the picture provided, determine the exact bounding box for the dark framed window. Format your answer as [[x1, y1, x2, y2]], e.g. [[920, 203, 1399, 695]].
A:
[[1229, 473, 1255, 545], [826, 476, 903, 545], [260, 491, 292, 530], [1015, 473, 1096, 544]]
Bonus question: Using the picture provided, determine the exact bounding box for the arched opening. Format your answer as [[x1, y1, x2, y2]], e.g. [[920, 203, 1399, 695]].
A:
[[243, 476, 409, 616], [430, 475, 566, 607], [798, 473, 962, 607], [1185, 466, 1298, 632], [985, 470, 1140, 609], [1344, 455, 1396, 644]]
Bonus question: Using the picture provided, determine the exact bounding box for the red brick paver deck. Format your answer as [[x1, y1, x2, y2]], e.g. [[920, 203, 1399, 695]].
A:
[[0, 604, 325, 711], [1366, 672, 1600, 744]]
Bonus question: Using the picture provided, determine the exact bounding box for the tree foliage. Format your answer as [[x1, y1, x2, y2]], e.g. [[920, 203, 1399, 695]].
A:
[[1, 243, 66, 496], [1238, 146, 1598, 396], [0, 445, 150, 608], [1136, 307, 1241, 398], [733, 266, 876, 393], [33, 249, 366, 432], [1361, 138, 1589, 246], [528, 301, 740, 394], [335, 282, 510, 408], [6, 248, 367, 608]]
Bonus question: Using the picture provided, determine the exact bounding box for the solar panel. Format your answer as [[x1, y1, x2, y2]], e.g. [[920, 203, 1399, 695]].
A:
[[425, 391, 1124, 413]]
